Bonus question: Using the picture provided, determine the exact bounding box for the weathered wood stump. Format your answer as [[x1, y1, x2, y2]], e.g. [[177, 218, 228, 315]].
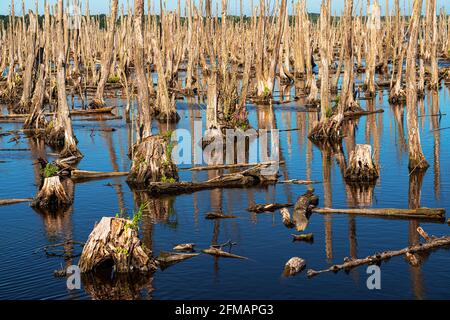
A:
[[284, 257, 306, 276], [344, 145, 379, 183], [308, 113, 344, 143], [79, 217, 156, 273], [31, 176, 72, 211], [127, 135, 179, 187]]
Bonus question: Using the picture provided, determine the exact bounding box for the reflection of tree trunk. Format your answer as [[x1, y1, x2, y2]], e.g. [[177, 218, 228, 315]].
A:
[[392, 104, 407, 157], [430, 92, 440, 199], [408, 170, 425, 300], [349, 216, 357, 259], [321, 146, 333, 262]]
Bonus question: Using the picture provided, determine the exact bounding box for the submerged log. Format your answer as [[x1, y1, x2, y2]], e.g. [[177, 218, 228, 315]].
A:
[[284, 257, 306, 277], [312, 207, 445, 220], [173, 244, 196, 252], [144, 165, 278, 195], [202, 247, 248, 260], [205, 212, 237, 220], [31, 176, 72, 211], [344, 145, 379, 183], [0, 198, 33, 206], [307, 227, 450, 278], [79, 217, 156, 273], [157, 251, 200, 269]]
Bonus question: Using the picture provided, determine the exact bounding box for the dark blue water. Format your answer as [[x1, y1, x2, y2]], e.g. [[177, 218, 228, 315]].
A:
[[1, 81, 450, 300]]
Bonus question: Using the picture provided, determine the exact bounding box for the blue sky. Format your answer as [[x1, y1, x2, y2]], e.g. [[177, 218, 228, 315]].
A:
[[0, 0, 448, 16]]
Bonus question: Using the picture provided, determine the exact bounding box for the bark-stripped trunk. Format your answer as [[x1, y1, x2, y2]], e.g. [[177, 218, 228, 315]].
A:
[[406, 0, 429, 172], [91, 0, 118, 108], [47, 0, 83, 159]]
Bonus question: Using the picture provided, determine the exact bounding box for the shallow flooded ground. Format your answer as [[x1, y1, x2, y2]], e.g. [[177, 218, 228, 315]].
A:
[[1, 78, 450, 300]]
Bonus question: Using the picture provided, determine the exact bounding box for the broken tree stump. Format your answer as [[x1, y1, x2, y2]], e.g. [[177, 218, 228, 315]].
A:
[[344, 145, 379, 183], [307, 227, 450, 278], [79, 217, 156, 273], [284, 257, 306, 276], [31, 176, 72, 211]]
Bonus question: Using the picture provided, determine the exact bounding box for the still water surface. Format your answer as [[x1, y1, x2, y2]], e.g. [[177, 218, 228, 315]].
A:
[[1, 80, 450, 300]]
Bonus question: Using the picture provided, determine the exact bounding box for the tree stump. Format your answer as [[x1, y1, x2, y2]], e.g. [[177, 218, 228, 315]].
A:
[[31, 176, 72, 211], [127, 135, 179, 187], [308, 113, 344, 143], [79, 217, 156, 273], [344, 145, 379, 183]]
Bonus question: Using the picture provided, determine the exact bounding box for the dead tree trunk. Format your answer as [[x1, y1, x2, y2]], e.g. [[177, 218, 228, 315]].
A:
[[46, 0, 82, 160], [90, 0, 118, 109], [406, 0, 429, 172], [79, 217, 156, 273], [31, 176, 73, 211], [16, 10, 37, 113]]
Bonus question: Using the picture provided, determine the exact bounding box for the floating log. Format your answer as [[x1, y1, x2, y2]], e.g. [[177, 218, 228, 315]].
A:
[[291, 233, 314, 243], [173, 244, 196, 252], [0, 198, 33, 206], [312, 207, 445, 220], [0, 148, 31, 152], [307, 227, 450, 278], [0, 107, 115, 120], [278, 179, 321, 185], [292, 190, 320, 232], [144, 165, 278, 195], [344, 109, 384, 119], [71, 170, 129, 182], [248, 203, 293, 213], [284, 257, 306, 276], [79, 217, 156, 273], [205, 212, 237, 220], [202, 247, 248, 260], [157, 251, 200, 269]]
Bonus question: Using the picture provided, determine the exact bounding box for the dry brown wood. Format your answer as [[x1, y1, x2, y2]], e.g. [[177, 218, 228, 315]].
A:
[[284, 257, 306, 276], [312, 207, 445, 220], [0, 198, 33, 206], [291, 233, 314, 243], [71, 170, 129, 182], [205, 212, 237, 220], [79, 217, 156, 273], [202, 247, 247, 260], [307, 227, 450, 278], [248, 203, 293, 213]]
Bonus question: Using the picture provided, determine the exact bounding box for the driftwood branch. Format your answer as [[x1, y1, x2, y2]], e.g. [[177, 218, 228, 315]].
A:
[[312, 207, 445, 221]]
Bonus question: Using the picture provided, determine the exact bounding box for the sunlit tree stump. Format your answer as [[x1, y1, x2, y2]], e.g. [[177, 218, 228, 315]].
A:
[[79, 217, 157, 273], [155, 108, 181, 123], [308, 113, 344, 143], [31, 176, 72, 210], [127, 135, 179, 187], [344, 144, 379, 183]]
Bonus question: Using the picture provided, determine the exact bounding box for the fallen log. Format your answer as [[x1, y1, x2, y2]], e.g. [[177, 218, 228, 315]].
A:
[[205, 212, 237, 220], [182, 161, 283, 172], [0, 198, 33, 206], [281, 208, 295, 228], [157, 251, 200, 269], [71, 170, 129, 182], [202, 247, 248, 260], [312, 207, 445, 220], [292, 190, 320, 232], [0, 107, 115, 120], [307, 227, 450, 278], [248, 203, 293, 213], [144, 165, 278, 195], [344, 109, 384, 119]]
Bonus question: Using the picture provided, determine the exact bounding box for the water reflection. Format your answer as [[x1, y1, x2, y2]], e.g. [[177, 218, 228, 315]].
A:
[[82, 272, 154, 300]]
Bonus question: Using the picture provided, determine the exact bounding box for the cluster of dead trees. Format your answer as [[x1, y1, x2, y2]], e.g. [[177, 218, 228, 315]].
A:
[[0, 0, 448, 208]]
